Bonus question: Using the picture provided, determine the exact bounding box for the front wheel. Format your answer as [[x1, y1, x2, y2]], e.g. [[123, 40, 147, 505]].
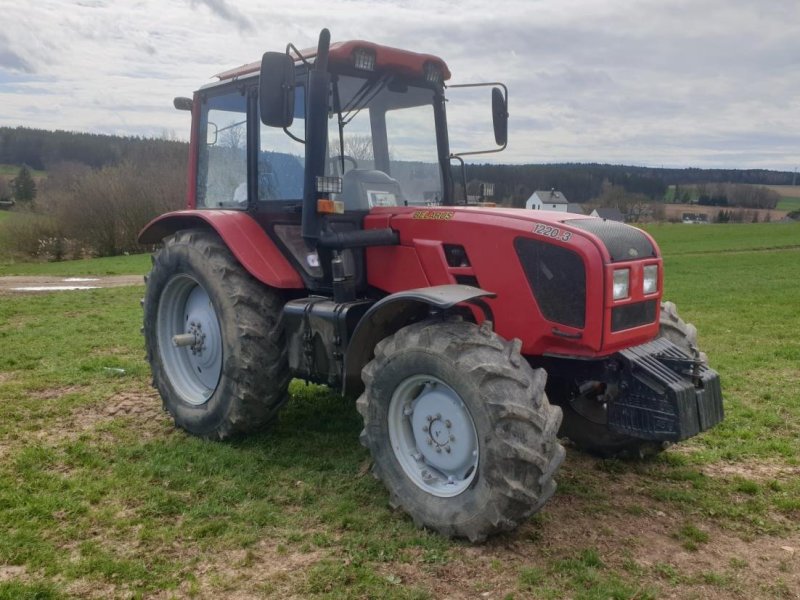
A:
[[357, 319, 564, 542], [143, 229, 290, 440]]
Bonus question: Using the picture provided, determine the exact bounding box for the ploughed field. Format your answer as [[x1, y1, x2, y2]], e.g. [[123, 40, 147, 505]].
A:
[[0, 223, 798, 599]]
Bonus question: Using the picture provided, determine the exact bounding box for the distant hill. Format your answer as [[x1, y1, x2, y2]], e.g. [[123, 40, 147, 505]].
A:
[[0, 126, 187, 171], [0, 125, 794, 205]]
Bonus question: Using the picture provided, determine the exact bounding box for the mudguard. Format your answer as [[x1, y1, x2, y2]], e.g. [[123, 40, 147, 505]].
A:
[[138, 210, 304, 289], [342, 284, 496, 396]]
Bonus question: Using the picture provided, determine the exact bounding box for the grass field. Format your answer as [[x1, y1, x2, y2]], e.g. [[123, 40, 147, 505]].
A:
[[0, 253, 150, 277], [0, 211, 11, 224], [777, 197, 800, 212], [0, 164, 47, 180], [1, 223, 799, 598]]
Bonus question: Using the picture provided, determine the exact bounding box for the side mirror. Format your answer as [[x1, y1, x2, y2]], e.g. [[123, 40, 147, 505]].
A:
[[492, 87, 508, 147], [259, 52, 295, 127], [173, 97, 193, 111]]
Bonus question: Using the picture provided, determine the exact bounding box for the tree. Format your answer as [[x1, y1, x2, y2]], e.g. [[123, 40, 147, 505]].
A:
[[0, 177, 11, 202], [11, 165, 37, 206]]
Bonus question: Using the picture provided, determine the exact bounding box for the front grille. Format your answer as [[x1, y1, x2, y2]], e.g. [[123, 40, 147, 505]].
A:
[[611, 300, 657, 331], [566, 219, 656, 262], [515, 237, 586, 328]]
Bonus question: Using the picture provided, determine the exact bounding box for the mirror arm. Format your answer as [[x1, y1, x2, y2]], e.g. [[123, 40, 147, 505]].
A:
[[284, 126, 305, 145], [447, 81, 508, 157], [449, 155, 468, 205], [286, 43, 311, 67]]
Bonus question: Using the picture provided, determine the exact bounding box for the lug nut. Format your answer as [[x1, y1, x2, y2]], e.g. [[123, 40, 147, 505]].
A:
[[445, 447, 451, 454], [435, 447, 442, 453], [426, 415, 433, 422], [426, 439, 432, 446], [449, 434, 455, 442], [445, 420, 452, 428], [422, 425, 429, 433], [436, 413, 441, 420]]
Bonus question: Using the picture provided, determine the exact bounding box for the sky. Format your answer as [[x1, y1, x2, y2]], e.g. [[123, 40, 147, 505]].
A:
[[0, 0, 798, 170]]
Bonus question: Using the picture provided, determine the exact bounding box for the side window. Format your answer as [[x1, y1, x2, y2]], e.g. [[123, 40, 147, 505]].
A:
[[385, 104, 442, 204], [258, 85, 306, 201], [197, 90, 248, 208]]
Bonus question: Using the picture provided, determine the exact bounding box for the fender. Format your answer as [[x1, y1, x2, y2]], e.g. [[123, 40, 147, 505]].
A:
[[138, 210, 304, 289], [342, 284, 496, 396]]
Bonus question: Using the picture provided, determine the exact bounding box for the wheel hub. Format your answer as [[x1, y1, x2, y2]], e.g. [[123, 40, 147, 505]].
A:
[[157, 275, 223, 405], [388, 375, 479, 498]]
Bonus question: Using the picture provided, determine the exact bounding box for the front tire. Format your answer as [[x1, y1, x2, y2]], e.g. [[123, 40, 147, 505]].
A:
[[143, 229, 290, 440], [357, 319, 564, 542]]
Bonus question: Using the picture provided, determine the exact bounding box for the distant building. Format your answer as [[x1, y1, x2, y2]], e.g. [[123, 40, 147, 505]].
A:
[[567, 203, 585, 215], [591, 207, 625, 222], [682, 212, 709, 224], [526, 189, 568, 211]]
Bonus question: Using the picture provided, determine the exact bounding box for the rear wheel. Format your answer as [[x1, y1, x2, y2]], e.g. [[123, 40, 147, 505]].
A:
[[357, 319, 564, 542], [143, 229, 290, 439], [557, 301, 707, 458]]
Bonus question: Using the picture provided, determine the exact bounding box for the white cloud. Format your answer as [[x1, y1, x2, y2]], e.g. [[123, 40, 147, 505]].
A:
[[0, 0, 798, 169]]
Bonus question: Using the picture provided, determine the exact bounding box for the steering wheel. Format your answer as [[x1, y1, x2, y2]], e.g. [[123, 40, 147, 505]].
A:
[[328, 155, 358, 176]]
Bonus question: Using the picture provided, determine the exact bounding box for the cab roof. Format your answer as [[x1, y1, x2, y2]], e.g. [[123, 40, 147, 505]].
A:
[[213, 40, 451, 82]]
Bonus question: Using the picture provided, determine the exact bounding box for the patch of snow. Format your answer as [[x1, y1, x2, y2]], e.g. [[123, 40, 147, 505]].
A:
[[11, 286, 101, 292]]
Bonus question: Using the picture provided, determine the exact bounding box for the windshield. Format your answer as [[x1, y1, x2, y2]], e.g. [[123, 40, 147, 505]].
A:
[[326, 75, 443, 206]]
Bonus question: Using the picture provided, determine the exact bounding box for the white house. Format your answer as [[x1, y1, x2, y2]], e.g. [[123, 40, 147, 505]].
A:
[[526, 189, 569, 211]]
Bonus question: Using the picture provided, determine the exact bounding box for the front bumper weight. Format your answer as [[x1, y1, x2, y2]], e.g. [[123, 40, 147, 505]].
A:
[[607, 338, 724, 442]]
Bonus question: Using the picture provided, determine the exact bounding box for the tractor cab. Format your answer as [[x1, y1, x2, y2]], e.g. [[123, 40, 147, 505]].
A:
[[178, 32, 506, 296]]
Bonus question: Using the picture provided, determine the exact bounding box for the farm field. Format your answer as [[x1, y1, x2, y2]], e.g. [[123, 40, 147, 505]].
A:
[[0, 223, 798, 599], [0, 164, 47, 180]]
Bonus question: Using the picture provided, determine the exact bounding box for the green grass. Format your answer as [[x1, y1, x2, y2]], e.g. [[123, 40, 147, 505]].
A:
[[0, 163, 46, 179], [0, 211, 11, 224], [0, 224, 799, 597], [0, 253, 150, 276], [642, 221, 800, 254], [777, 197, 800, 212]]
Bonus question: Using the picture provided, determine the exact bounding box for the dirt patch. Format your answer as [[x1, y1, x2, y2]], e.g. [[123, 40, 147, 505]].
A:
[[702, 461, 800, 483], [0, 275, 143, 294], [149, 541, 323, 600], [0, 565, 27, 582], [31, 388, 167, 447]]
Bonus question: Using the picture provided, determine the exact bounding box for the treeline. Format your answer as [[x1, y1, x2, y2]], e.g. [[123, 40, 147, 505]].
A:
[[694, 182, 780, 209], [0, 127, 187, 259], [0, 126, 187, 170], [462, 163, 795, 205]]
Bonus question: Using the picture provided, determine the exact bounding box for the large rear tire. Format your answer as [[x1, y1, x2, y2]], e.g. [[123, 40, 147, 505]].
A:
[[357, 319, 564, 542], [143, 229, 290, 440], [557, 301, 707, 458]]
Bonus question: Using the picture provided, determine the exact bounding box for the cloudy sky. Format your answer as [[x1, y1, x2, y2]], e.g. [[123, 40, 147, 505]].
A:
[[1, 0, 798, 170]]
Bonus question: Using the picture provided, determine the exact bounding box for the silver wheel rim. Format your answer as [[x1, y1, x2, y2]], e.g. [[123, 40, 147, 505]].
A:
[[157, 275, 223, 405], [388, 374, 479, 497]]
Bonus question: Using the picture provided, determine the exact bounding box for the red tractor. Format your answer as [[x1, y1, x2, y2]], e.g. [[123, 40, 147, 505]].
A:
[[140, 30, 723, 541]]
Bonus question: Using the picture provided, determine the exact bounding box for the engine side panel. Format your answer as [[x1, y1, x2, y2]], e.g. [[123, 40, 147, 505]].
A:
[[364, 206, 660, 357]]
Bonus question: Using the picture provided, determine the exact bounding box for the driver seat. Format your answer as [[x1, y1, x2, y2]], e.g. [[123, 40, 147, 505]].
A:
[[339, 169, 404, 211]]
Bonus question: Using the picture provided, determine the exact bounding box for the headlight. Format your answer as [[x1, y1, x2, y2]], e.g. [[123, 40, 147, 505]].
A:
[[613, 269, 629, 300], [353, 47, 376, 71], [643, 265, 658, 294]]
